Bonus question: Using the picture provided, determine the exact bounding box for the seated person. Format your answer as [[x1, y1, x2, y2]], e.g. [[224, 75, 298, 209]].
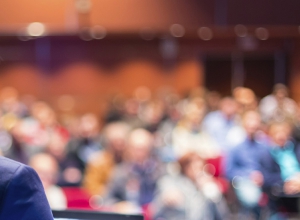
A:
[[261, 121, 300, 216], [29, 152, 67, 210], [46, 131, 82, 187], [172, 98, 220, 159], [202, 97, 243, 152], [83, 121, 130, 196], [225, 110, 267, 219], [151, 151, 229, 220], [104, 128, 163, 213]]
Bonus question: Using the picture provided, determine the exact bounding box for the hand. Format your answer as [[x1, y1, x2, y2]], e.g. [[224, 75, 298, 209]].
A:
[[250, 171, 264, 186], [284, 179, 300, 195]]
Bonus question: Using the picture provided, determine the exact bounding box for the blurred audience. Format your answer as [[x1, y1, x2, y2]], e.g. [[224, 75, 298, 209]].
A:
[[1, 84, 300, 219], [152, 152, 229, 220]]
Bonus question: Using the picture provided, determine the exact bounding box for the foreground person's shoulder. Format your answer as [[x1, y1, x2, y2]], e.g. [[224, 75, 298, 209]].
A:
[[0, 156, 54, 220]]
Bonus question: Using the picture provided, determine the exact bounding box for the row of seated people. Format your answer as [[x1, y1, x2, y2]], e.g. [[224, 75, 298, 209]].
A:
[[29, 115, 300, 220], [0, 84, 299, 219]]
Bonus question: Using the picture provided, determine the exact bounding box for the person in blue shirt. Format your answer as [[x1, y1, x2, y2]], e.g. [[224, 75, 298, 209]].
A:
[[0, 156, 53, 220], [202, 97, 243, 152], [226, 110, 267, 219], [261, 121, 300, 217]]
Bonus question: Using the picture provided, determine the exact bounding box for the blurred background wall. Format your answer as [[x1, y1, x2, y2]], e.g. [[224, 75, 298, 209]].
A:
[[1, 0, 300, 117]]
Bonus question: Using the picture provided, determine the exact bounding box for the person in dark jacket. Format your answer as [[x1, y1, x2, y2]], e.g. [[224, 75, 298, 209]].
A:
[[261, 121, 300, 217], [0, 156, 53, 220]]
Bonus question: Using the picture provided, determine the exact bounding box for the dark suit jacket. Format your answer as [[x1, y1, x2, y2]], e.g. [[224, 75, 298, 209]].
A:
[[0, 156, 53, 220]]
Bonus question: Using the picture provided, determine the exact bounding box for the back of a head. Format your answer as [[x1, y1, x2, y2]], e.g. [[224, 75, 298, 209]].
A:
[[29, 153, 59, 189], [273, 83, 288, 98]]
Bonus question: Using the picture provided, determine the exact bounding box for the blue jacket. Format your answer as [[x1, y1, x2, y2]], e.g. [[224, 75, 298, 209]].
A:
[[0, 156, 53, 220], [225, 138, 268, 181]]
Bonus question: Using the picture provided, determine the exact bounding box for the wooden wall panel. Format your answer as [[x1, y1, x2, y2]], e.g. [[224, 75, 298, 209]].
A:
[[0, 59, 203, 116]]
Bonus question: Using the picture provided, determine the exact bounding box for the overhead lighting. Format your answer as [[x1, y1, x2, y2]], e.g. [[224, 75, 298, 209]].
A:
[[79, 27, 92, 41], [255, 27, 269, 40], [170, 24, 185, 38], [27, 22, 46, 37], [234, 25, 247, 37], [91, 26, 106, 39], [198, 27, 213, 40]]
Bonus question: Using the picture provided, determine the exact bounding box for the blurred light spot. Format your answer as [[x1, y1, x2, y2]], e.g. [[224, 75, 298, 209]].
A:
[[255, 27, 269, 40], [203, 163, 216, 176], [79, 27, 92, 41], [91, 25, 106, 39], [198, 27, 213, 40], [75, 0, 92, 13], [140, 27, 155, 40], [234, 24, 247, 37], [170, 24, 185, 38], [27, 22, 46, 37], [57, 95, 75, 112], [89, 195, 103, 209], [232, 176, 242, 189]]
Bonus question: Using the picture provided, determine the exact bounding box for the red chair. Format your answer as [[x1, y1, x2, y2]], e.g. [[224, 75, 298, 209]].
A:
[[62, 187, 93, 210], [206, 156, 229, 194]]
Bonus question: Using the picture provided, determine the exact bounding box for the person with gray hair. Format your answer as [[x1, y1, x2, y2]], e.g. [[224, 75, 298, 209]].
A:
[[104, 128, 163, 213]]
